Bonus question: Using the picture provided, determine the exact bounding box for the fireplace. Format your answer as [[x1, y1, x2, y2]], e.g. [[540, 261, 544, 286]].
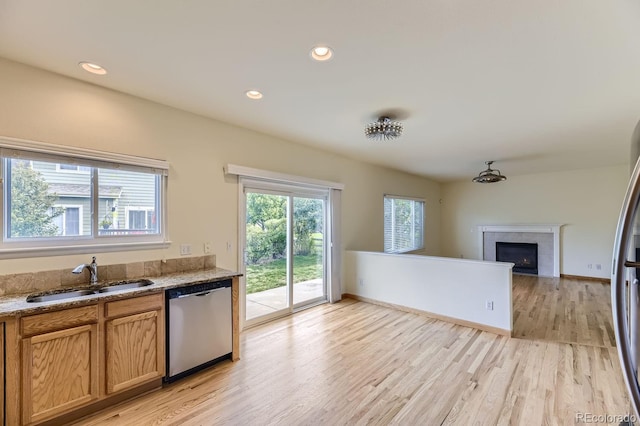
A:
[[496, 242, 538, 275], [479, 224, 562, 277]]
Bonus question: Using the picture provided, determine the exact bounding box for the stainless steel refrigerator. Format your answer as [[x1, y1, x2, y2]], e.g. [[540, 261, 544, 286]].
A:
[[612, 151, 640, 423]]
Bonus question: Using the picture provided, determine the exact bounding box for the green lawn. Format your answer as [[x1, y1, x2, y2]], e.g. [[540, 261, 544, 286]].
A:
[[246, 255, 323, 294]]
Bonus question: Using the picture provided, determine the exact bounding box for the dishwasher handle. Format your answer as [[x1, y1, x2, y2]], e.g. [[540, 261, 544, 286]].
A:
[[175, 287, 226, 299]]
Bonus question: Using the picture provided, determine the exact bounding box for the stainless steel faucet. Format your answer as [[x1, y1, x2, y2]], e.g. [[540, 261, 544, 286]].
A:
[[72, 256, 98, 284]]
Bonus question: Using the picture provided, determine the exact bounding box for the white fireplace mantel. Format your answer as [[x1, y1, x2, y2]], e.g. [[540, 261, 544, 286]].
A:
[[478, 224, 563, 277]]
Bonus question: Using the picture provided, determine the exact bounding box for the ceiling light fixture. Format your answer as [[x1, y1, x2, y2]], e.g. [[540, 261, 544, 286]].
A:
[[311, 45, 333, 61], [79, 61, 107, 75], [364, 116, 403, 141], [472, 161, 507, 183], [245, 90, 263, 100]]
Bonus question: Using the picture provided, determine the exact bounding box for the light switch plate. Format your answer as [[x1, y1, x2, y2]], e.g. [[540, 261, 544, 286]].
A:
[[180, 244, 192, 256]]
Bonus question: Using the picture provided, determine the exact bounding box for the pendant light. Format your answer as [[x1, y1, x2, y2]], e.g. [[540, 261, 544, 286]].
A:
[[364, 116, 403, 141], [472, 161, 507, 183]]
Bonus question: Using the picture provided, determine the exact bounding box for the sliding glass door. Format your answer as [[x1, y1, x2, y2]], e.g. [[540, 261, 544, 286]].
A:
[[292, 196, 325, 306], [243, 186, 327, 326], [244, 191, 290, 320]]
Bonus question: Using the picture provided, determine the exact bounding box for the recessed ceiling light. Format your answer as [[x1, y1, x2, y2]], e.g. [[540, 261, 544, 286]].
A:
[[246, 90, 263, 100], [310, 45, 333, 61], [79, 62, 107, 75]]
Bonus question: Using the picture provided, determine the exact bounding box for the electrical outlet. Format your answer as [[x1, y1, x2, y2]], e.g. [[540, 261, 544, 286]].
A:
[[587, 264, 593, 269], [486, 300, 494, 311], [359, 278, 364, 287], [180, 244, 192, 256], [596, 264, 602, 270], [227, 242, 232, 252], [203, 242, 212, 254]]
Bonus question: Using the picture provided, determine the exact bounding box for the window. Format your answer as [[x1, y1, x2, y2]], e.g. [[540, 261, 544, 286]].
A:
[[384, 195, 424, 253], [56, 164, 91, 173], [0, 138, 169, 257], [52, 206, 82, 236], [125, 207, 156, 232]]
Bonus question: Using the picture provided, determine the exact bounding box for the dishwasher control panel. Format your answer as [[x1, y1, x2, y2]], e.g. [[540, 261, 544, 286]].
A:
[[166, 279, 231, 299]]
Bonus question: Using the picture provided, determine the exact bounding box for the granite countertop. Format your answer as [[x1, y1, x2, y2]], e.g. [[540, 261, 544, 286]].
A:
[[0, 267, 242, 317]]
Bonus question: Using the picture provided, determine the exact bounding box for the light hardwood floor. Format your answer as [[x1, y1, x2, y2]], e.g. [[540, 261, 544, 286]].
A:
[[72, 275, 630, 425], [512, 275, 617, 348]]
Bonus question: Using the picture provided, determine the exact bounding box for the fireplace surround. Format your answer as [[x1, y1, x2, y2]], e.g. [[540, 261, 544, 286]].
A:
[[478, 224, 563, 277]]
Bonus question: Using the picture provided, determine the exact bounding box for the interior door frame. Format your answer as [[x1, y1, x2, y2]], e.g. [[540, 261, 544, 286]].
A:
[[238, 177, 329, 330]]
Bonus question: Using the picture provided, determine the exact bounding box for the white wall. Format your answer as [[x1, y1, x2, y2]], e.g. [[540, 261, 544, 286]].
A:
[[344, 251, 513, 332], [0, 55, 625, 286], [440, 165, 629, 279], [0, 58, 441, 277]]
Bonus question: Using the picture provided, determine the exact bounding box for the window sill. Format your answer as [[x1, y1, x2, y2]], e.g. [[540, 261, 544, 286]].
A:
[[0, 240, 171, 259], [384, 248, 425, 255]]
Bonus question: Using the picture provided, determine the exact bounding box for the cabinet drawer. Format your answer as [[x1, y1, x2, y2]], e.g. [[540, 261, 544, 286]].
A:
[[105, 293, 163, 319], [21, 305, 98, 337]]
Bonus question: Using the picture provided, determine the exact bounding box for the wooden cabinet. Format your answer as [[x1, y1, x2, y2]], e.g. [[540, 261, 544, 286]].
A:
[[20, 306, 99, 425], [5, 317, 20, 426], [104, 293, 165, 395], [18, 293, 165, 425], [0, 322, 4, 425]]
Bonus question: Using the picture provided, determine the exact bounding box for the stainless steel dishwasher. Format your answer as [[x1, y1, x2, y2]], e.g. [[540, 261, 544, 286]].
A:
[[165, 279, 232, 382]]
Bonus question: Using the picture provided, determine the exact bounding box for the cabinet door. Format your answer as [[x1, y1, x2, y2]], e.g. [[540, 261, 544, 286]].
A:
[[22, 324, 99, 424], [105, 310, 163, 394]]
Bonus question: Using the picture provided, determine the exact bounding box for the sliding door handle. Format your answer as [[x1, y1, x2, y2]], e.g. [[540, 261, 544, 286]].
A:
[[625, 260, 640, 268]]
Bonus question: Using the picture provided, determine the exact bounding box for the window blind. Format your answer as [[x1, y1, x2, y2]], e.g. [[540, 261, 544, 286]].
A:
[[384, 195, 425, 253]]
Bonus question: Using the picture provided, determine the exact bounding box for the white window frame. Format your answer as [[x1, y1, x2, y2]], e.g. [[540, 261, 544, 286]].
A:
[[383, 194, 425, 254], [0, 136, 170, 259], [52, 204, 84, 236]]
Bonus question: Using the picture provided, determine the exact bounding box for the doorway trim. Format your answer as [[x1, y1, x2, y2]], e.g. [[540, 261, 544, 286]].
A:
[[225, 164, 343, 331], [225, 164, 344, 190]]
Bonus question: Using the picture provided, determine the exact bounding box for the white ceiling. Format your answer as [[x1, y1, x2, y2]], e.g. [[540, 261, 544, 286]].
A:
[[0, 0, 639, 182]]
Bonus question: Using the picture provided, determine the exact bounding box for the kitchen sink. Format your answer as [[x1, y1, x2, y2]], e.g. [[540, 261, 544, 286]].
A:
[[98, 279, 154, 293], [26, 289, 97, 303], [26, 279, 155, 303]]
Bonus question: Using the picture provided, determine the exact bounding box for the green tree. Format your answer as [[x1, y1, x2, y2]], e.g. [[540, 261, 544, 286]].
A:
[[246, 218, 287, 264], [246, 193, 285, 230], [293, 198, 322, 255], [9, 160, 63, 237], [245, 193, 323, 260]]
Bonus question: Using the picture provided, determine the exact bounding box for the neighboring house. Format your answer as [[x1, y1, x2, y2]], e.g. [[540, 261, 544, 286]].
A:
[[32, 160, 157, 236]]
